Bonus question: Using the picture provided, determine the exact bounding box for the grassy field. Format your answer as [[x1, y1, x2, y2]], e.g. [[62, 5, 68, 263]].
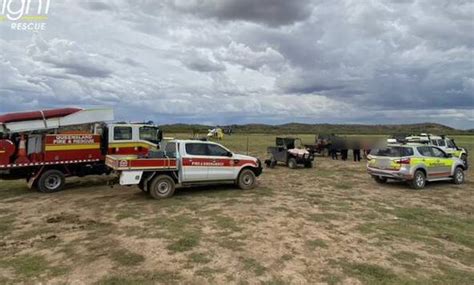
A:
[[0, 134, 473, 284]]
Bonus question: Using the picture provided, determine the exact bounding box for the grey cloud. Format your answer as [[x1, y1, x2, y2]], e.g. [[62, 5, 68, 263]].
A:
[[170, 0, 312, 27], [214, 41, 285, 71], [181, 50, 226, 72], [26, 36, 113, 78], [79, 1, 116, 11]]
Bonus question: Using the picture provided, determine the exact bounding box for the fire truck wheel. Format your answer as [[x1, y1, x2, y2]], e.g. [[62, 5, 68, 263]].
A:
[[38, 170, 65, 193], [138, 180, 147, 192], [237, 169, 256, 190], [149, 175, 175, 199], [288, 158, 297, 169]]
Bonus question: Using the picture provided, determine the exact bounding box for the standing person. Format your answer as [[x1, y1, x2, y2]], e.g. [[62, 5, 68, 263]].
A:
[[330, 144, 338, 160], [340, 138, 348, 161], [352, 140, 361, 162], [353, 148, 361, 162], [341, 149, 348, 160]]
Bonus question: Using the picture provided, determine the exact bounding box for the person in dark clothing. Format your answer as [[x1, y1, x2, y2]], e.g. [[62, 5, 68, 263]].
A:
[[341, 149, 348, 160], [329, 144, 338, 160], [353, 149, 361, 162]]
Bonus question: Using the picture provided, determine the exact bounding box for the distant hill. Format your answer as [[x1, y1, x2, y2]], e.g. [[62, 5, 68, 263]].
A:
[[161, 122, 473, 135]]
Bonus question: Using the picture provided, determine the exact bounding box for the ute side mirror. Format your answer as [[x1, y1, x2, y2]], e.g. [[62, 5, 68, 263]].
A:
[[157, 130, 163, 141], [446, 153, 452, 158], [226, 151, 233, 157]]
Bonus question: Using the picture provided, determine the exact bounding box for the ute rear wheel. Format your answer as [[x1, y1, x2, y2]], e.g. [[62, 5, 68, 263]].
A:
[[149, 175, 175, 199], [37, 169, 65, 193], [410, 170, 426, 190], [452, 167, 464, 185], [288, 158, 297, 169], [373, 176, 387, 184], [237, 169, 256, 190]]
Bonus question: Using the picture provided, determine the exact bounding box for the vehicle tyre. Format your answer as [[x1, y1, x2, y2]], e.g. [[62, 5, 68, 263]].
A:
[[266, 156, 277, 168], [304, 161, 313, 168], [149, 175, 175, 199], [410, 170, 426, 190], [461, 154, 468, 169], [373, 176, 387, 184], [237, 169, 256, 190], [37, 169, 65, 193], [269, 158, 277, 168], [288, 158, 297, 169], [138, 180, 147, 192], [452, 167, 465, 185]]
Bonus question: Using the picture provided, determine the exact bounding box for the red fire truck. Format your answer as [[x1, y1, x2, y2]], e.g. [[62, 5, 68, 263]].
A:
[[0, 108, 162, 193]]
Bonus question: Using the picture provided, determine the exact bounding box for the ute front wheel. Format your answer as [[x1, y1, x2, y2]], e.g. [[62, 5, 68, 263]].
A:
[[237, 169, 256, 190], [149, 175, 175, 199], [37, 169, 65, 193]]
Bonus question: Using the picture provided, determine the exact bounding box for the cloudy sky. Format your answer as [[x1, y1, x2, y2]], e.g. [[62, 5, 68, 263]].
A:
[[1, 0, 473, 129]]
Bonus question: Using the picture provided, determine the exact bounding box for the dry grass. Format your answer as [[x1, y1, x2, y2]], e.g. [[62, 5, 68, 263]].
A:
[[0, 134, 473, 284]]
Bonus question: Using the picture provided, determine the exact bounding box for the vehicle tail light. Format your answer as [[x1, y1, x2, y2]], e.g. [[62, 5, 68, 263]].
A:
[[396, 158, 411, 164]]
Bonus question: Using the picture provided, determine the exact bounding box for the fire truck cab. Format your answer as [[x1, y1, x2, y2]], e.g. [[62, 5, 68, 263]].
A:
[[0, 108, 162, 193]]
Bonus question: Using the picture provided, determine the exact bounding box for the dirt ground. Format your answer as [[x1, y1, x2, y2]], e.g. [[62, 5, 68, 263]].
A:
[[0, 134, 473, 284]]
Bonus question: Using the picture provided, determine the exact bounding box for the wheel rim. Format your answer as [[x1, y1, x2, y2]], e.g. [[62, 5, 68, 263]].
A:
[[416, 173, 424, 187], [157, 181, 170, 194], [456, 170, 464, 182], [45, 175, 61, 190], [242, 174, 253, 186]]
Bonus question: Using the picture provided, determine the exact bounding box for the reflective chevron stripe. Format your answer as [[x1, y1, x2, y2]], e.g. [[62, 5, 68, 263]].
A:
[[0, 159, 101, 169]]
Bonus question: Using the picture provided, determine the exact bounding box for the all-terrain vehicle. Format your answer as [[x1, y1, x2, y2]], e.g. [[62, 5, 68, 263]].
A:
[[265, 137, 314, 169], [304, 133, 337, 156]]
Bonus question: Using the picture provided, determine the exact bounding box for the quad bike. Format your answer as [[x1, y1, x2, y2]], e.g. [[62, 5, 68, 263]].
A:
[[265, 137, 314, 169]]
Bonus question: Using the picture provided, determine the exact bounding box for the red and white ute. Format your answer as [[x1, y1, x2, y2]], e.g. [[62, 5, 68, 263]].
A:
[[106, 140, 263, 199]]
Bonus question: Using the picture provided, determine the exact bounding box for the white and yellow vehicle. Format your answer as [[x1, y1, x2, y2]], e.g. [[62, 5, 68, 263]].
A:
[[390, 134, 468, 169], [367, 143, 466, 189]]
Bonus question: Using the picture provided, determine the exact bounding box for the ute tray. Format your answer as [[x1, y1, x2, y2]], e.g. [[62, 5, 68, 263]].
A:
[[106, 155, 178, 171]]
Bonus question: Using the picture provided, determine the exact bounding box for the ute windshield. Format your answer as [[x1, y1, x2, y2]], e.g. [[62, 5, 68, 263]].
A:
[[370, 146, 413, 157], [294, 139, 303, 149], [139, 126, 162, 145]]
